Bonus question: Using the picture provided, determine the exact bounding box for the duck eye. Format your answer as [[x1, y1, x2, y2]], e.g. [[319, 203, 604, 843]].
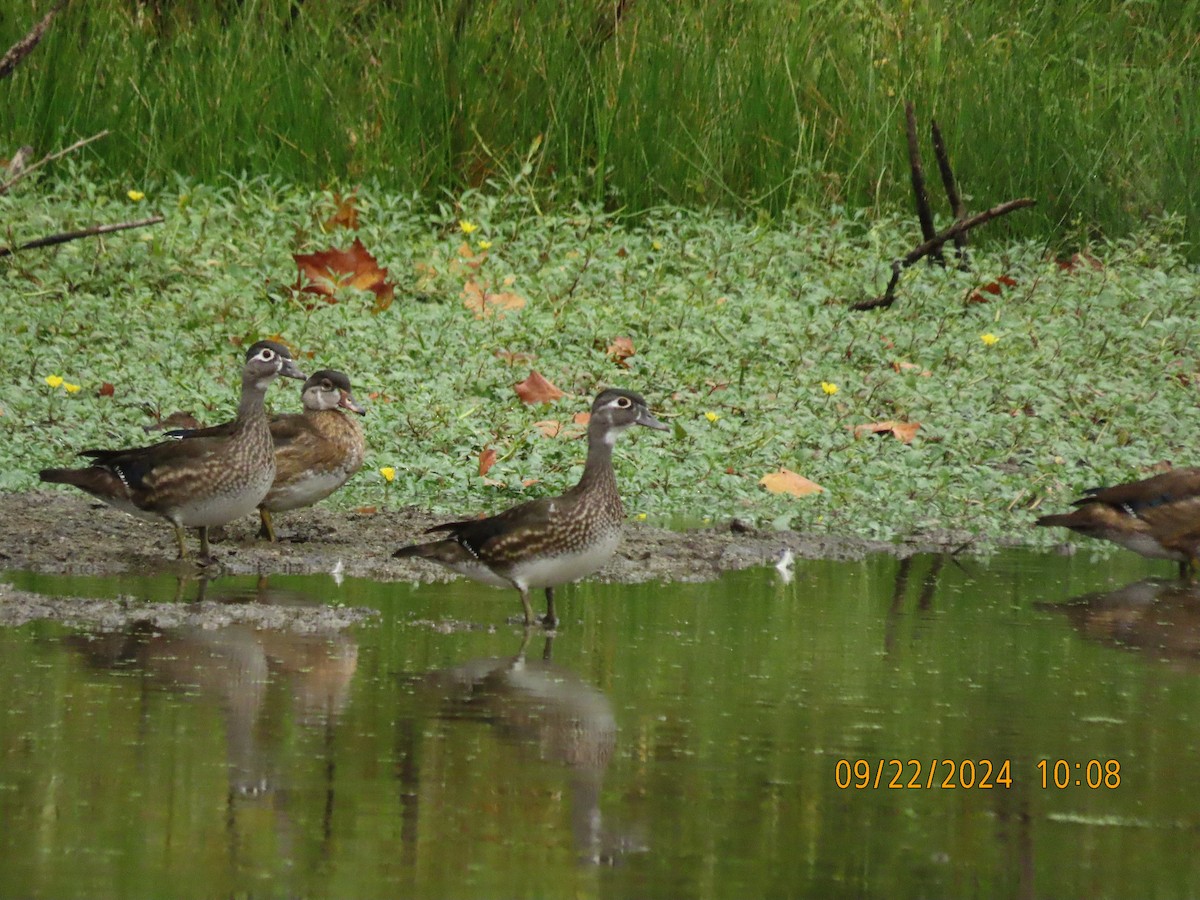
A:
[[257, 348, 276, 362], [322, 380, 334, 391], [615, 396, 632, 408]]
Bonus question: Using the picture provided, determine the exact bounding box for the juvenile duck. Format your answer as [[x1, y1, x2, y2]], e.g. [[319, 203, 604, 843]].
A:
[[172, 370, 366, 541], [393, 389, 669, 628], [39, 340, 305, 558], [1035, 467, 1200, 577]]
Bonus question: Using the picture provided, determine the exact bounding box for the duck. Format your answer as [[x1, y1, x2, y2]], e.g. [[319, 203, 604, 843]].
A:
[[1035, 467, 1200, 577], [393, 388, 669, 627], [39, 340, 305, 558], [170, 369, 366, 541]]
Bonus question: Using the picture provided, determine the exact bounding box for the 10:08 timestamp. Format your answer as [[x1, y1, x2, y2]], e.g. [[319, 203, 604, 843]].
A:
[[1037, 759, 1121, 789]]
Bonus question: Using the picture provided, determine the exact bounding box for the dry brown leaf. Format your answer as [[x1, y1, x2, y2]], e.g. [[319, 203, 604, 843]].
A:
[[892, 360, 932, 377], [573, 412, 591, 426], [293, 238, 395, 313], [850, 421, 921, 444], [759, 468, 824, 497], [478, 446, 497, 477], [607, 336, 636, 368], [355, 506, 378, 515], [495, 349, 537, 366], [463, 279, 526, 319], [98, 382, 115, 397], [533, 420, 561, 438], [322, 192, 359, 232], [514, 370, 564, 405]]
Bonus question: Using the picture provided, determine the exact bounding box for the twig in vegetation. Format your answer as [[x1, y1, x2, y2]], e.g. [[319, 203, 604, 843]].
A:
[[904, 102, 942, 267], [0, 216, 166, 259], [851, 199, 1036, 311], [0, 130, 110, 195], [930, 119, 969, 267], [0, 0, 68, 81]]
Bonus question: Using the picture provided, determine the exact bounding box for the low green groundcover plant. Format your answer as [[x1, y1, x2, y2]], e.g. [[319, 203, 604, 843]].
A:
[[3, 173, 1197, 544]]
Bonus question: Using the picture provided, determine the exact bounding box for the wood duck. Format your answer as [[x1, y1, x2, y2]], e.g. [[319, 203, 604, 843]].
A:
[[393, 388, 669, 628], [170, 370, 366, 541], [39, 340, 306, 559], [1035, 467, 1200, 577]]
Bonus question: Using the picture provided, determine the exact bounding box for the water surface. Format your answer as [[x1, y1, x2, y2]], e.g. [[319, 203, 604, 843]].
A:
[[2, 549, 1199, 898]]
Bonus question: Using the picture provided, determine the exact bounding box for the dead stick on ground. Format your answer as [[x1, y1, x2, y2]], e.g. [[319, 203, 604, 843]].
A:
[[930, 119, 968, 265], [851, 198, 1035, 311], [0, 130, 110, 195], [905, 101, 943, 266], [0, 0, 68, 81], [0, 216, 166, 259]]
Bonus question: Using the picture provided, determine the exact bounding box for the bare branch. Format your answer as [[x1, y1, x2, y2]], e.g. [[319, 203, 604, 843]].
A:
[[851, 198, 1035, 311], [0, 0, 69, 82], [0, 130, 110, 195], [0, 216, 166, 259], [905, 101, 942, 266], [930, 119, 968, 265]]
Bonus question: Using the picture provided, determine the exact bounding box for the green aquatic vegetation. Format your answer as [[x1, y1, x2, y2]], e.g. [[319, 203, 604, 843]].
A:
[[2, 176, 1198, 544]]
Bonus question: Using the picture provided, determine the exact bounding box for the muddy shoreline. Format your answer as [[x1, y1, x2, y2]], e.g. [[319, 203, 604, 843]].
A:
[[0, 490, 994, 629]]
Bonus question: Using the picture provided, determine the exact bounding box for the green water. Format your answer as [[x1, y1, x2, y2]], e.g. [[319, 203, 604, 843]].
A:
[[2, 549, 1200, 898]]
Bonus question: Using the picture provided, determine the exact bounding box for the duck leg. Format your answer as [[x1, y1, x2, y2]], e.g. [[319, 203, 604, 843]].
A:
[[542, 587, 558, 629], [258, 508, 277, 542], [198, 526, 211, 558], [173, 524, 189, 559], [517, 586, 535, 627]]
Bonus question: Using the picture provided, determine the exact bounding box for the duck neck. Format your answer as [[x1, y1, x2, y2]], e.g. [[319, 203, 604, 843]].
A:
[[575, 423, 618, 493], [235, 374, 271, 429]]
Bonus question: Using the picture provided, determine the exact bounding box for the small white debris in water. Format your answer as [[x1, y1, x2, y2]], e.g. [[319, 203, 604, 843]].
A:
[[775, 548, 794, 583], [330, 559, 345, 586]]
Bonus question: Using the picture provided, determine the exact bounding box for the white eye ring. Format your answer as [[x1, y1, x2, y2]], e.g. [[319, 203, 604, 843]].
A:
[[615, 396, 632, 408], [257, 348, 276, 362]]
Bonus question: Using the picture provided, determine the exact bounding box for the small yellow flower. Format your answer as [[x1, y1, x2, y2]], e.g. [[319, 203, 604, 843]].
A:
[[459, 220, 478, 235], [63, 382, 81, 394], [635, 512, 648, 521], [45, 375, 63, 388], [705, 411, 720, 423], [379, 467, 395, 483], [478, 240, 492, 250], [981, 333, 999, 346], [651, 240, 663, 251], [127, 189, 145, 202], [821, 381, 839, 396]]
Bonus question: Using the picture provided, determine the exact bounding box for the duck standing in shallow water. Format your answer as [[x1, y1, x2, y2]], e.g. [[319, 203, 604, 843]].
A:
[[39, 340, 305, 558], [1035, 467, 1200, 577], [393, 389, 669, 628]]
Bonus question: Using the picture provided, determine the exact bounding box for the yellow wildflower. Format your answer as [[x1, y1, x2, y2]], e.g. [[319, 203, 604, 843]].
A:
[[478, 240, 492, 250], [651, 240, 663, 251], [705, 411, 720, 423], [821, 382, 839, 396], [44, 375, 63, 388], [459, 220, 478, 235], [127, 190, 145, 202], [63, 382, 81, 394], [981, 333, 999, 346], [379, 467, 396, 483], [635, 512, 648, 521]]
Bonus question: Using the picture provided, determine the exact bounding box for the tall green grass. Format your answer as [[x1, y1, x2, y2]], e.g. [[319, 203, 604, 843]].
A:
[[2, 0, 1198, 250]]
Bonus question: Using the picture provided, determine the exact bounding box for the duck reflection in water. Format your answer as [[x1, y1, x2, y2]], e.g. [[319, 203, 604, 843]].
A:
[[62, 575, 359, 853], [398, 630, 644, 866], [1037, 578, 1200, 669]]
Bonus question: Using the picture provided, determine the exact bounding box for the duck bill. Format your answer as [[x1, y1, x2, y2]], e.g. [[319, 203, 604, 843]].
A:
[[280, 358, 307, 380], [638, 410, 670, 431], [339, 391, 367, 415]]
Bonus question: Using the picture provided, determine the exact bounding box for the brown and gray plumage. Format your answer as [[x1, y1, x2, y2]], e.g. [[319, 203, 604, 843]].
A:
[[393, 389, 670, 628], [1035, 467, 1200, 577], [39, 340, 306, 559], [170, 370, 366, 541]]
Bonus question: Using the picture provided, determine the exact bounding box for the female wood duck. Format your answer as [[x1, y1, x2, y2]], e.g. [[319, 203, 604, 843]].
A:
[[171, 370, 367, 541], [1035, 467, 1200, 577], [393, 388, 670, 628], [39, 341, 305, 559]]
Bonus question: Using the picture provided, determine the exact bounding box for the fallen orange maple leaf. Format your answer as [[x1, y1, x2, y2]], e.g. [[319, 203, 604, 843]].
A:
[[533, 420, 562, 438], [463, 278, 526, 319], [322, 192, 359, 232], [759, 468, 824, 497], [293, 238, 395, 313], [607, 336, 636, 368], [514, 370, 564, 405], [850, 421, 921, 443]]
